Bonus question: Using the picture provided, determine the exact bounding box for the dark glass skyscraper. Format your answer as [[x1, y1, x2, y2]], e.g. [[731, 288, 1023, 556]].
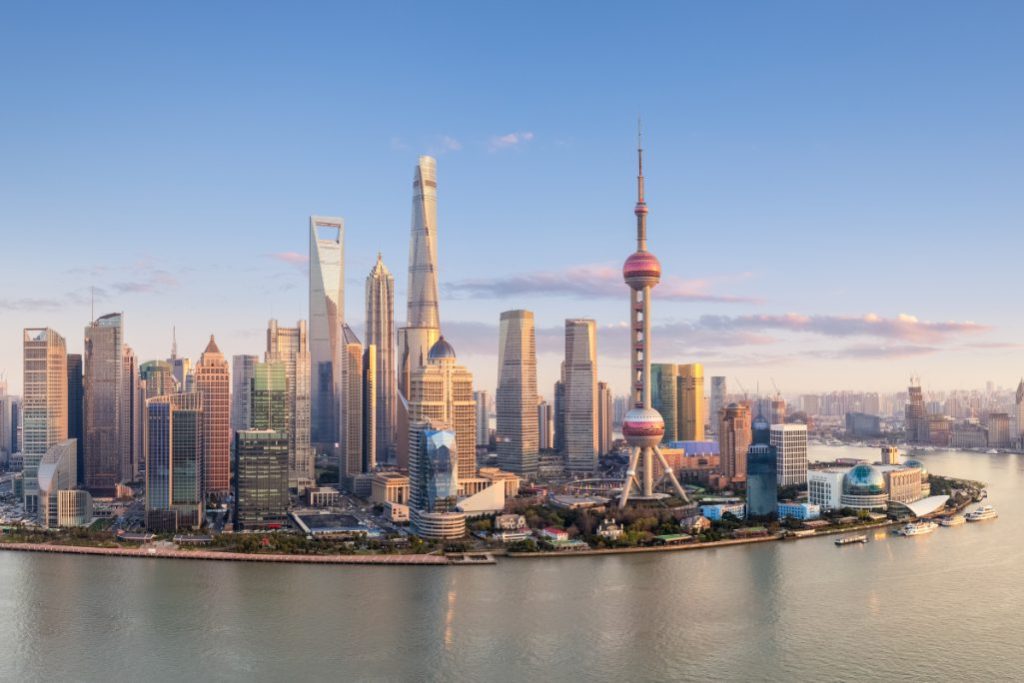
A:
[[234, 429, 289, 530], [66, 354, 84, 486], [746, 414, 778, 518]]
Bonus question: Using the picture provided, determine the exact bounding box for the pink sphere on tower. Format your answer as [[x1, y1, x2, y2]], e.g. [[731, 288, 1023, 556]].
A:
[[623, 250, 662, 289], [621, 407, 665, 448]]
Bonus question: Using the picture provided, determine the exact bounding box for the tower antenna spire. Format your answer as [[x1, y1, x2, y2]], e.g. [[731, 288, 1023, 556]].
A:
[[634, 117, 647, 251], [171, 326, 178, 359]]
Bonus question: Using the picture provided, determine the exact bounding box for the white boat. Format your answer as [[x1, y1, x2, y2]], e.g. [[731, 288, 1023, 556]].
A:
[[898, 521, 938, 536], [835, 534, 867, 546], [939, 515, 965, 527], [965, 505, 998, 522]]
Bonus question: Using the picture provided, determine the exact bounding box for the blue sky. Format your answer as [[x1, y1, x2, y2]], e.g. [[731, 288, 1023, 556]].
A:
[[1, 2, 1023, 398]]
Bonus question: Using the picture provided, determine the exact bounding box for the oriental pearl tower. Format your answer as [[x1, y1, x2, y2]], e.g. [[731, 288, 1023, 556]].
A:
[[618, 128, 690, 508]]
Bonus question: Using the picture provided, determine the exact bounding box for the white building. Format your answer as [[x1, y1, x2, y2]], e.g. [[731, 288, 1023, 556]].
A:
[[808, 469, 845, 511], [771, 423, 808, 486], [309, 215, 344, 448]]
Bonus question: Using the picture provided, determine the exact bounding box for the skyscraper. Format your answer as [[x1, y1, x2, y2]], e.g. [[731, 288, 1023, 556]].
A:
[[145, 392, 203, 531], [407, 338, 477, 480], [234, 429, 289, 530], [340, 325, 365, 484], [251, 361, 288, 432], [167, 328, 191, 392], [771, 423, 808, 486], [309, 215, 344, 448], [618, 132, 689, 506], [678, 363, 704, 441], [195, 335, 231, 497], [365, 253, 396, 462], [266, 319, 313, 490], [408, 422, 466, 540], [84, 313, 123, 495], [397, 156, 442, 400], [230, 354, 259, 434], [770, 397, 786, 426], [66, 354, 84, 485], [553, 380, 566, 454], [23, 329, 68, 513], [537, 399, 553, 450], [905, 377, 926, 443], [746, 414, 777, 517], [121, 345, 141, 481], [496, 310, 539, 477], [651, 363, 679, 442], [564, 319, 598, 473], [719, 403, 752, 484], [709, 376, 727, 435], [474, 390, 490, 447], [140, 360, 175, 399], [597, 381, 613, 457]]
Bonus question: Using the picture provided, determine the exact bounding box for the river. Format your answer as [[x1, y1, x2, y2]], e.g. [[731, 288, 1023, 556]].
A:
[[1, 446, 1021, 682]]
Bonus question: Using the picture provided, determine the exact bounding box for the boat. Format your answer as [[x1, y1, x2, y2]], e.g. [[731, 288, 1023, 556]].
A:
[[898, 521, 938, 536], [939, 515, 965, 527], [986, 449, 999, 454], [965, 505, 998, 522], [834, 534, 867, 546]]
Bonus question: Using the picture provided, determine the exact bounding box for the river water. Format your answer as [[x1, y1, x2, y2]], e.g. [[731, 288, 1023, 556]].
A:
[[1, 446, 1021, 682]]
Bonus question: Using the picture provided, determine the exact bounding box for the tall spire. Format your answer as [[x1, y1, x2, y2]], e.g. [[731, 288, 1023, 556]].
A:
[[171, 326, 177, 360], [634, 118, 648, 251]]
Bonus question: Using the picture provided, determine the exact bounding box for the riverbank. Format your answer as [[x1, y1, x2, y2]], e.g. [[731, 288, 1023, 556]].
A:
[[506, 533, 781, 558], [0, 542, 448, 565]]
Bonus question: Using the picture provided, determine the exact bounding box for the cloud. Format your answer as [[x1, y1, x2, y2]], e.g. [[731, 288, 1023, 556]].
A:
[[268, 251, 309, 274], [809, 344, 941, 360], [694, 313, 988, 343], [488, 131, 535, 151], [439, 135, 462, 151], [445, 264, 756, 303], [110, 269, 179, 294], [0, 297, 64, 311]]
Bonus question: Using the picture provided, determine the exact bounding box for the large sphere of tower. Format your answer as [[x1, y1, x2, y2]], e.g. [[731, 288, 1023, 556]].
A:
[[623, 250, 662, 289], [622, 407, 665, 448]]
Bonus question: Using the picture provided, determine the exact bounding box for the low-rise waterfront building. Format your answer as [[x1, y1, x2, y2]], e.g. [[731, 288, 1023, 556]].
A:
[[699, 502, 746, 521], [370, 471, 409, 505], [777, 502, 820, 521]]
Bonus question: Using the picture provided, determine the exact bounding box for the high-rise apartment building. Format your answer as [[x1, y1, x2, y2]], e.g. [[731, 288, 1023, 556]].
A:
[[597, 381, 613, 457], [195, 336, 231, 497], [309, 215, 344, 447], [770, 423, 808, 486], [678, 363, 704, 441], [266, 319, 312, 490], [365, 253, 396, 462], [407, 338, 476, 480], [397, 156, 442, 400], [709, 376, 727, 435], [563, 319, 597, 473], [234, 429, 289, 530], [66, 354, 84, 485], [651, 363, 679, 442], [719, 403, 751, 483], [23, 329, 67, 513], [145, 393, 204, 531], [231, 354, 259, 435], [474, 390, 490, 447], [496, 310, 539, 477], [84, 313, 123, 494]]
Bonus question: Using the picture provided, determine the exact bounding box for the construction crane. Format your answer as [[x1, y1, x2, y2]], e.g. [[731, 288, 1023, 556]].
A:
[[733, 377, 749, 402]]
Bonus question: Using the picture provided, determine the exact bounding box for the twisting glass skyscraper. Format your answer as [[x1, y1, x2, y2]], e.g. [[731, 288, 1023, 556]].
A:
[[309, 215, 344, 448]]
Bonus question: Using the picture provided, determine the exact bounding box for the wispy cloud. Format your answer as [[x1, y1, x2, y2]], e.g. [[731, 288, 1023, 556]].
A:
[[695, 313, 989, 343], [0, 297, 64, 312], [439, 135, 462, 151], [445, 264, 757, 304], [488, 131, 535, 151], [268, 251, 309, 274]]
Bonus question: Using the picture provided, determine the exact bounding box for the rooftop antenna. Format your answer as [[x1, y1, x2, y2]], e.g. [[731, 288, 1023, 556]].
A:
[[90, 285, 95, 322], [171, 326, 178, 360]]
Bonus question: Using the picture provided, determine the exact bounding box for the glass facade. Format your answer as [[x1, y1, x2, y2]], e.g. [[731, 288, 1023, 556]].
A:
[[234, 429, 289, 529], [145, 393, 203, 530]]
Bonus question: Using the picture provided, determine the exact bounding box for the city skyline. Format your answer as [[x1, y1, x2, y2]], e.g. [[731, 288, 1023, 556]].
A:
[[3, 3, 1024, 398]]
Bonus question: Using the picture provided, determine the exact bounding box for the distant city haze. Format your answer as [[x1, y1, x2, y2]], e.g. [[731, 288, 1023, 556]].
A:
[[2, 3, 1023, 398]]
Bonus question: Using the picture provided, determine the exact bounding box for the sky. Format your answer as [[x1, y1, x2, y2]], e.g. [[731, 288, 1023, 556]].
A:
[[1, 2, 1023, 399]]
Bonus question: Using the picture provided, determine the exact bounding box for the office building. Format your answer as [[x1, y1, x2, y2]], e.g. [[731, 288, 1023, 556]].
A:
[[709, 376, 727, 435], [66, 354, 84, 485], [678, 363, 704, 441], [140, 360, 175, 399], [770, 397, 786, 426], [496, 310, 539, 477], [474, 390, 490, 447], [231, 354, 259, 434], [407, 338, 477, 479], [234, 429, 289, 529], [309, 215, 344, 447], [251, 362, 287, 432], [987, 413, 1012, 448], [846, 412, 882, 438], [537, 399, 553, 450], [37, 439, 80, 528], [23, 328, 68, 513], [195, 335, 231, 497], [266, 319, 313, 490], [808, 469, 846, 511], [145, 393, 204, 531], [365, 253, 396, 462], [881, 445, 900, 466], [167, 329, 191, 392], [651, 363, 679, 442], [553, 380, 566, 454], [121, 345, 141, 480], [397, 156, 442, 400], [771, 423, 808, 486], [597, 381, 612, 456], [719, 403, 751, 484], [84, 313, 124, 495], [408, 423, 466, 539], [563, 319, 597, 473], [340, 325, 373, 484], [746, 414, 777, 517]]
